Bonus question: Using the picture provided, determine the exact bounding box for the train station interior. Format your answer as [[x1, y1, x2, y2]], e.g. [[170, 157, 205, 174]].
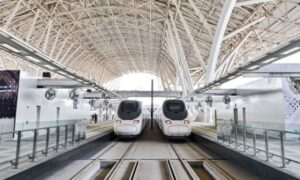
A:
[[0, 0, 300, 179]]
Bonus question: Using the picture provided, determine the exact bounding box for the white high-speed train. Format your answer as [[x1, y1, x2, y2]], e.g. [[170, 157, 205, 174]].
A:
[[156, 99, 191, 138], [113, 100, 148, 138]]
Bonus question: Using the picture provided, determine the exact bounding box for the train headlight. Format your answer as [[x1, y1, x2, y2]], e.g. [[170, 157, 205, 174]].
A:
[[133, 120, 140, 124], [184, 120, 190, 124], [115, 120, 121, 124], [165, 120, 172, 124]]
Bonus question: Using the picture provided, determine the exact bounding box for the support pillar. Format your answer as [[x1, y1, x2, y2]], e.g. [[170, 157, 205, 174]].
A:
[[233, 108, 238, 148], [151, 79, 154, 130]]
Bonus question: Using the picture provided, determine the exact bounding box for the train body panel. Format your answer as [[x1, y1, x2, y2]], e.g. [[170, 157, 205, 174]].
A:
[[113, 100, 148, 138], [156, 99, 191, 138]]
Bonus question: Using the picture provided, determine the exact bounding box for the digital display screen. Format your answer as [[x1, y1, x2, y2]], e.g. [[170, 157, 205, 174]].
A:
[[0, 70, 20, 119]]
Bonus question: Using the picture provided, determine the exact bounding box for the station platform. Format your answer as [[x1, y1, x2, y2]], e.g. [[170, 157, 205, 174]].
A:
[[1, 121, 299, 179], [2, 122, 298, 180], [86, 121, 113, 139], [13, 123, 259, 180], [191, 122, 300, 179], [0, 120, 113, 178], [192, 122, 217, 140]]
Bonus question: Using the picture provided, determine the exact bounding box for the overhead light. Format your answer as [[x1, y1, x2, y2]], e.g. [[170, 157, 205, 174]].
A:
[[57, 71, 67, 75], [228, 76, 236, 80], [36, 52, 50, 61], [261, 57, 277, 64], [0, 28, 119, 99], [0, 43, 21, 53], [246, 65, 260, 70], [281, 47, 300, 55], [43, 64, 56, 70], [11, 39, 34, 52], [25, 56, 41, 63]]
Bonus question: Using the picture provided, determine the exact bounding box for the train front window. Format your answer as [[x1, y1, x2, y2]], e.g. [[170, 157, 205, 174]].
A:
[[118, 100, 142, 120], [167, 103, 184, 113], [121, 102, 137, 113], [163, 100, 188, 120]]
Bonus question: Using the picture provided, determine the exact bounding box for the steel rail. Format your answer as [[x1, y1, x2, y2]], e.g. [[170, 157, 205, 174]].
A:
[[128, 160, 140, 180], [169, 143, 199, 180], [165, 158, 178, 180], [103, 141, 136, 180], [70, 142, 118, 179], [186, 141, 235, 180]]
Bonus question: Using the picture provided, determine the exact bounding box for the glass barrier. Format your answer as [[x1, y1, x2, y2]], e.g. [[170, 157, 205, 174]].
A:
[[216, 119, 300, 168], [0, 119, 85, 169]]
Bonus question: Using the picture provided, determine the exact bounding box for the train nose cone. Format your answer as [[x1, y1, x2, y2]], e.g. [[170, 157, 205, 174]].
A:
[[167, 125, 190, 136], [116, 125, 137, 135]]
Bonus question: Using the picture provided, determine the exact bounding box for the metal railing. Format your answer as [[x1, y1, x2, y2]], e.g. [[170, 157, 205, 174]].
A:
[[0, 119, 85, 169], [216, 108, 300, 169]]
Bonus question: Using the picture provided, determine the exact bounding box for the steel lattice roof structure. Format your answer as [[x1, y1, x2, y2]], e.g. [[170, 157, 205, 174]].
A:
[[0, 0, 299, 95]]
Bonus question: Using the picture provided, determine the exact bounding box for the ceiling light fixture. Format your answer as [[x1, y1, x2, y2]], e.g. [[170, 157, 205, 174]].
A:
[[246, 65, 260, 70], [43, 64, 56, 70], [185, 33, 300, 99], [0, 43, 21, 53], [228, 76, 236, 80], [25, 56, 41, 63], [280, 47, 300, 55], [57, 71, 67, 75], [0, 28, 121, 98], [261, 57, 277, 64], [11, 39, 34, 52]]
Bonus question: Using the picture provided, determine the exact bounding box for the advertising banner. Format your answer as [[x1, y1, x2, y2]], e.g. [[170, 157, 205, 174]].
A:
[[0, 70, 20, 119]]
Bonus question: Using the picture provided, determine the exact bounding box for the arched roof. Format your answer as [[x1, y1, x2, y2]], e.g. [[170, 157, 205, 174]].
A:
[[0, 0, 299, 92]]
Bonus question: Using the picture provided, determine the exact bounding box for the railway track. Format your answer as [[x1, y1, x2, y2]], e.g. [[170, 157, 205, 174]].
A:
[[162, 141, 235, 180], [168, 143, 199, 180], [187, 142, 235, 180], [71, 141, 235, 180], [102, 141, 135, 180], [70, 140, 135, 180], [184, 141, 235, 180], [53, 122, 249, 180]]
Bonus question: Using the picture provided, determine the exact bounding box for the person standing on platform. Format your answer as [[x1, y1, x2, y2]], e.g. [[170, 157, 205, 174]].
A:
[[94, 113, 98, 123]]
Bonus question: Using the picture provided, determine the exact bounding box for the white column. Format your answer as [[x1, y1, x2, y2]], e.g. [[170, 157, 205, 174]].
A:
[[206, 0, 236, 83], [166, 28, 187, 95], [168, 11, 193, 92], [172, 0, 206, 70]]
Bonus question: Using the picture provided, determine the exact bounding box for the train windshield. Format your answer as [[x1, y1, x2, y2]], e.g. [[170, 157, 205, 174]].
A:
[[118, 100, 142, 120], [167, 103, 184, 112], [163, 100, 187, 120], [122, 101, 138, 112]]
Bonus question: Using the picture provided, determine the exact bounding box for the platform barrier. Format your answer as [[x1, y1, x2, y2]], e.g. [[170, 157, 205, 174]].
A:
[[0, 119, 85, 169], [217, 119, 300, 169]]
